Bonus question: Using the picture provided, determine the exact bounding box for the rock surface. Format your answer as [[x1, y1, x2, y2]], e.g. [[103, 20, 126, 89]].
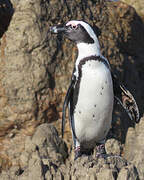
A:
[[122, 0, 144, 18], [124, 117, 144, 180], [0, 0, 144, 179], [0, 124, 140, 180]]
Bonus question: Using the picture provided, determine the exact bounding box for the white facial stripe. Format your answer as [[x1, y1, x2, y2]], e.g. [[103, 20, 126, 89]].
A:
[[66, 20, 80, 27], [78, 21, 96, 40]]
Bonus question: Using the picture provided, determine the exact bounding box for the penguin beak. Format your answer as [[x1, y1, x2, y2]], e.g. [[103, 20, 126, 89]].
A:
[[50, 24, 66, 34]]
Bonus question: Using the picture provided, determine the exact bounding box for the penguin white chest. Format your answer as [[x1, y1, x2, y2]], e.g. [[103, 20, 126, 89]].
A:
[[74, 60, 114, 145]]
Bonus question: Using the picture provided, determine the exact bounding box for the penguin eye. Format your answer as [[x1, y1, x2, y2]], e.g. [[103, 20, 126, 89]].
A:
[[67, 24, 78, 30], [72, 25, 78, 30]]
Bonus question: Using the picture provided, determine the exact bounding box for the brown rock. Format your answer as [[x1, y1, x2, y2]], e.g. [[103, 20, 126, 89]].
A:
[[0, 0, 144, 175], [124, 116, 144, 179], [0, 124, 140, 180], [117, 164, 139, 180], [97, 169, 116, 180], [121, 0, 144, 18], [105, 138, 121, 156], [20, 124, 68, 167]]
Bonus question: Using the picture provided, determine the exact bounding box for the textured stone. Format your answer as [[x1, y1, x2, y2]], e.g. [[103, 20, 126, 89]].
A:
[[0, 0, 143, 177], [105, 138, 121, 156], [0, 124, 67, 179], [124, 117, 144, 179], [20, 124, 68, 168], [97, 169, 116, 180], [0, 124, 140, 180], [117, 165, 139, 180], [122, 0, 144, 18]]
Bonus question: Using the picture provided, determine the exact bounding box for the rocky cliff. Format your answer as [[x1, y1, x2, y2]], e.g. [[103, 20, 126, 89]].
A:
[[0, 0, 144, 179]]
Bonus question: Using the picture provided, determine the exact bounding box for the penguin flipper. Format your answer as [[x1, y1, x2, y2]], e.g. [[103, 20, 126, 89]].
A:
[[112, 73, 139, 123], [62, 78, 75, 138]]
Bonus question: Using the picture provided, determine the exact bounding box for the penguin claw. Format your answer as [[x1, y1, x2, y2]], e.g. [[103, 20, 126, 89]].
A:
[[95, 144, 107, 158], [74, 150, 82, 160], [96, 153, 108, 159], [74, 146, 82, 160]]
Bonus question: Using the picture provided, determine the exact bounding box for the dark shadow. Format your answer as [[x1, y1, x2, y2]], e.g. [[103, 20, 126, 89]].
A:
[[109, 10, 144, 144], [109, 103, 136, 144], [50, 34, 63, 64], [47, 71, 55, 90], [0, 0, 14, 38]]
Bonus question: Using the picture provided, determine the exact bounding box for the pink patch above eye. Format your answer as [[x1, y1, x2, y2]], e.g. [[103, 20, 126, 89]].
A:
[[66, 21, 78, 27]]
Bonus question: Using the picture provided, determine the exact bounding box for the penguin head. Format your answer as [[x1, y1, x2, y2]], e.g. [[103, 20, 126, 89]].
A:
[[50, 20, 101, 44]]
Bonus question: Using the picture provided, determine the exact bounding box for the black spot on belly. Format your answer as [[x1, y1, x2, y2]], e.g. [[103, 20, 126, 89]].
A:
[[79, 111, 81, 114], [94, 104, 97, 107], [93, 114, 95, 118], [100, 92, 102, 95], [101, 86, 104, 90]]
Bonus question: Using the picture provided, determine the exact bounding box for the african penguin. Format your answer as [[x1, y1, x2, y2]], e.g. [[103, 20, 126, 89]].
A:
[[50, 20, 139, 160]]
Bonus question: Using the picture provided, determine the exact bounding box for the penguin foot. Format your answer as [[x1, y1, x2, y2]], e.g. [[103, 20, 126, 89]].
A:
[[74, 146, 82, 160], [96, 144, 106, 158]]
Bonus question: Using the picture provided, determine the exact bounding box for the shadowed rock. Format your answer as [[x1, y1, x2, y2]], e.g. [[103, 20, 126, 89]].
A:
[[0, 0, 14, 38]]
